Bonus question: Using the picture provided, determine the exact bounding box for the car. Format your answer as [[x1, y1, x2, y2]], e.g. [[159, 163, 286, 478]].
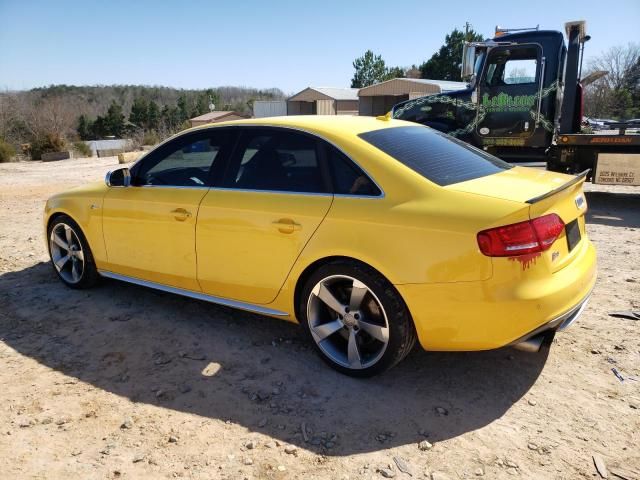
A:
[[44, 116, 597, 376]]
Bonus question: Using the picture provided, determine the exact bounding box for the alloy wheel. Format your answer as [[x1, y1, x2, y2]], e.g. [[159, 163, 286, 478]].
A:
[[49, 223, 85, 284], [306, 275, 390, 370]]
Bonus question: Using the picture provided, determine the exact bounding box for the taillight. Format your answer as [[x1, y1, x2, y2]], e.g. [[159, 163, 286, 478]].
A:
[[477, 214, 564, 257]]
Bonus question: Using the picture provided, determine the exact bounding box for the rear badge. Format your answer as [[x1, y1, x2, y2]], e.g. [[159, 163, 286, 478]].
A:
[[552, 251, 560, 262], [575, 195, 585, 210], [479, 127, 490, 135]]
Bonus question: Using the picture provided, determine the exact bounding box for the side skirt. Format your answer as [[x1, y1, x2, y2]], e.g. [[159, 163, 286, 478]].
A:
[[98, 270, 289, 317]]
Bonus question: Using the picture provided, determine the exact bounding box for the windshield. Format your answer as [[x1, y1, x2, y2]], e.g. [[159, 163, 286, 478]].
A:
[[358, 126, 512, 186]]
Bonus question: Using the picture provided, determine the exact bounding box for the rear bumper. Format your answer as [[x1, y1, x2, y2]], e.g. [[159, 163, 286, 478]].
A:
[[507, 288, 592, 347], [397, 238, 597, 351]]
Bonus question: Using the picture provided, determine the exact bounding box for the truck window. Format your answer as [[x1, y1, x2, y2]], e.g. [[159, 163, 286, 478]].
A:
[[485, 47, 538, 86], [358, 126, 512, 186]]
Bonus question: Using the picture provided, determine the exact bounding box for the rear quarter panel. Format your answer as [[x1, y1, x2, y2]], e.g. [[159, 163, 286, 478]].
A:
[[269, 135, 534, 316]]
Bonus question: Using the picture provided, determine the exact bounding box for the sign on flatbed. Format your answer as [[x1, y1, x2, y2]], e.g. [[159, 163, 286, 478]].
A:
[[595, 153, 640, 186]]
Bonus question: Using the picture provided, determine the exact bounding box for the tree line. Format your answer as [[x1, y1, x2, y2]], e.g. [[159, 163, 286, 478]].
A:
[[583, 43, 639, 120], [0, 85, 285, 160]]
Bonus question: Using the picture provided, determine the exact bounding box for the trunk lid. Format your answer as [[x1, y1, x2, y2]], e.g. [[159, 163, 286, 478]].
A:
[[447, 167, 589, 272]]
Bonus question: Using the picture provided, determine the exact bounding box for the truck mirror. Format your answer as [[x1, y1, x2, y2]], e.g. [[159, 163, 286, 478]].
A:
[[461, 43, 476, 80]]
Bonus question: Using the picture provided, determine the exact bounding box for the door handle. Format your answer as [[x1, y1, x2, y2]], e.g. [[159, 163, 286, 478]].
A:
[[171, 208, 192, 221], [272, 218, 301, 234]]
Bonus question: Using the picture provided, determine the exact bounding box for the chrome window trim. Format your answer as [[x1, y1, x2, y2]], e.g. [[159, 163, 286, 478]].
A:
[[137, 185, 211, 190], [333, 193, 383, 199], [209, 186, 333, 197], [98, 270, 289, 317], [131, 123, 386, 199]]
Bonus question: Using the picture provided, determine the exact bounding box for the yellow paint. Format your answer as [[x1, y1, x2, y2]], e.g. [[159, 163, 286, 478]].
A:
[[44, 116, 597, 352]]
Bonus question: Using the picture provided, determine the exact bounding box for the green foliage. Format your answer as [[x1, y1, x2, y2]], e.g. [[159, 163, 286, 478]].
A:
[[105, 102, 125, 137], [351, 50, 389, 88], [147, 101, 160, 130], [129, 97, 149, 127], [161, 104, 182, 131], [383, 66, 406, 81], [31, 133, 66, 160], [0, 139, 16, 162], [419, 28, 484, 81], [610, 88, 634, 119], [177, 94, 190, 123], [73, 141, 92, 157], [584, 44, 639, 119], [77, 115, 92, 140], [623, 57, 640, 118]]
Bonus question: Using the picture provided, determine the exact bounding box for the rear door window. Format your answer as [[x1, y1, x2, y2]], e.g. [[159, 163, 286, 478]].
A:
[[224, 129, 328, 193], [358, 126, 512, 186]]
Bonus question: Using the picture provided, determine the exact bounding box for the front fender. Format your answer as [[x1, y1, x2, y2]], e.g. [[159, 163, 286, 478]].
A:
[[44, 183, 108, 265]]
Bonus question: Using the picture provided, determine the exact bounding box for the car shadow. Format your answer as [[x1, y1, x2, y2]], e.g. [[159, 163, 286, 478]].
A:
[[585, 190, 640, 228], [0, 262, 549, 456]]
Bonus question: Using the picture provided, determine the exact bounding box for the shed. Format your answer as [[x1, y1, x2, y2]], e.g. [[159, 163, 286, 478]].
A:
[[287, 87, 359, 115], [189, 111, 249, 127], [358, 78, 467, 116]]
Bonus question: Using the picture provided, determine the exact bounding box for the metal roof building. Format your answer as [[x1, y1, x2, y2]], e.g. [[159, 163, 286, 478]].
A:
[[287, 87, 359, 115], [189, 111, 249, 127], [358, 78, 467, 116]]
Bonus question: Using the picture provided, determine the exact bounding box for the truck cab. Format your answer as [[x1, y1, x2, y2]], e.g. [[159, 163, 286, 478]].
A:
[[393, 22, 640, 185], [392, 28, 568, 162]]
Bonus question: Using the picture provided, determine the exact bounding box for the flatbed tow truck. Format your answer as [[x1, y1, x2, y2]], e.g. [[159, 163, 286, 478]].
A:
[[392, 21, 640, 186]]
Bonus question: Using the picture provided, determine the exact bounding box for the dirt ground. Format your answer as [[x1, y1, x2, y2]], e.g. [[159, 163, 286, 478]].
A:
[[0, 157, 638, 480]]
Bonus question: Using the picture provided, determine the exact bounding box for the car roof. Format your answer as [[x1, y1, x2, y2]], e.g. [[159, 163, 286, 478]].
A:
[[184, 115, 412, 138]]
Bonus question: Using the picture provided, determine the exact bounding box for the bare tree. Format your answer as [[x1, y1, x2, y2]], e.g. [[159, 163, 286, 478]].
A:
[[583, 43, 640, 118], [0, 92, 18, 141], [587, 43, 640, 90]]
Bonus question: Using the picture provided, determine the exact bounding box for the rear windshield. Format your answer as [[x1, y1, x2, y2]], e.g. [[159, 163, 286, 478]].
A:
[[358, 126, 512, 186]]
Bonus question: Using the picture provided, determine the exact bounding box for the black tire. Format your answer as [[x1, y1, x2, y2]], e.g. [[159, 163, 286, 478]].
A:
[[299, 259, 417, 377], [47, 214, 99, 289]]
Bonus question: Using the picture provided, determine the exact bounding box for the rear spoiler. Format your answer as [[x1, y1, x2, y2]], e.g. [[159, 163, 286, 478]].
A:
[[525, 169, 590, 204]]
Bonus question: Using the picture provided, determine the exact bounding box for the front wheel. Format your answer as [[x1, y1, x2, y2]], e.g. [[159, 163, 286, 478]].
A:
[[48, 215, 99, 289], [299, 260, 416, 377]]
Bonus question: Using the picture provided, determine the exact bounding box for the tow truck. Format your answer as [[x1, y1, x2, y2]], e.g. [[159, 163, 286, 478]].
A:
[[392, 21, 640, 186]]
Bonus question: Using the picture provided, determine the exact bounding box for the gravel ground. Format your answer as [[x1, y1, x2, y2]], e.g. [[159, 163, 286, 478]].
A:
[[0, 157, 638, 480]]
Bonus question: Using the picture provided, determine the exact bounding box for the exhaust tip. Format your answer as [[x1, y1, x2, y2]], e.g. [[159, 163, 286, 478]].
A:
[[513, 334, 545, 353]]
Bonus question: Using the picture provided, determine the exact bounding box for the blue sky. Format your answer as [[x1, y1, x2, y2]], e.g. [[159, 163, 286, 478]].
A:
[[1, 0, 638, 94]]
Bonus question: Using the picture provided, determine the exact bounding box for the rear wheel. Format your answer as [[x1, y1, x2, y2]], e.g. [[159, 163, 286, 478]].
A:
[[299, 260, 416, 377], [48, 215, 99, 289]]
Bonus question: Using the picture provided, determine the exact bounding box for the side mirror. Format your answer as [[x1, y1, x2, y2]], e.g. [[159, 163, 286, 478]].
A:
[[461, 43, 476, 80], [105, 167, 131, 187]]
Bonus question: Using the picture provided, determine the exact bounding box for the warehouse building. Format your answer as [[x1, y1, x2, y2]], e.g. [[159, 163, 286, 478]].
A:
[[287, 87, 359, 115], [358, 78, 467, 116]]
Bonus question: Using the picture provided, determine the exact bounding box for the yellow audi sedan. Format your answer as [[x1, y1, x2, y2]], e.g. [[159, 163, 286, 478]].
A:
[[45, 116, 596, 376]]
